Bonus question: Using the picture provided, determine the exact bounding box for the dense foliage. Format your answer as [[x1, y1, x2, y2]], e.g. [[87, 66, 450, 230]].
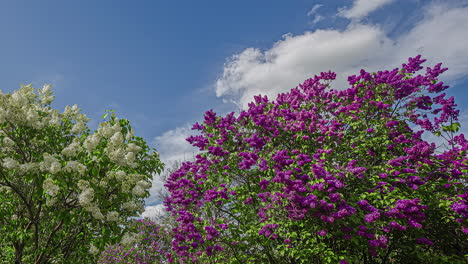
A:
[[0, 85, 163, 263], [162, 55, 467, 263], [98, 218, 172, 264]]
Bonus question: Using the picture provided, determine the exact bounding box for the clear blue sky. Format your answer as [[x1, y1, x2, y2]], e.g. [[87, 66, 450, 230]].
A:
[[1, 0, 467, 216]]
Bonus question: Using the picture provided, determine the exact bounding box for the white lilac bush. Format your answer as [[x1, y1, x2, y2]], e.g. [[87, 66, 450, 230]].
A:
[[0, 84, 163, 263]]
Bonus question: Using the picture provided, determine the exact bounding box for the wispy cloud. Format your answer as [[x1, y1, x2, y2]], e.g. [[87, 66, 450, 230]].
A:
[[307, 4, 323, 17], [338, 0, 395, 20]]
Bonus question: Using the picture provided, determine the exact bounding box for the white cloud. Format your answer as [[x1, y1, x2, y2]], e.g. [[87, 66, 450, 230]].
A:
[[310, 15, 324, 25], [153, 125, 199, 163], [144, 125, 200, 207], [215, 2, 468, 108], [338, 0, 395, 20], [307, 4, 325, 26], [141, 203, 166, 220], [307, 4, 323, 16], [215, 24, 395, 108]]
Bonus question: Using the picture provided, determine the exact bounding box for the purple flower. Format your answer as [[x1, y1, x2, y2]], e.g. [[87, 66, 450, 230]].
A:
[[317, 229, 327, 237]]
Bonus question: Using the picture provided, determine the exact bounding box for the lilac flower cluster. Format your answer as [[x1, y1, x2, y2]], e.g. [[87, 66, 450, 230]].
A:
[[163, 56, 467, 263]]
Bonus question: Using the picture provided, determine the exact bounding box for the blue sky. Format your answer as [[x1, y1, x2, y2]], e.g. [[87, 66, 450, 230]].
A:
[[1, 0, 467, 218]]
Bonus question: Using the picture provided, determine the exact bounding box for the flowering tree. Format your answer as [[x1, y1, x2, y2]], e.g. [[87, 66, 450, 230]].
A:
[[164, 56, 467, 263], [0, 84, 163, 263], [98, 218, 172, 264]]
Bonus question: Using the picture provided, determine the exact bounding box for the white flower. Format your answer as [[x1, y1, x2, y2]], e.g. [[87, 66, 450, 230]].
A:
[[63, 104, 80, 117], [108, 148, 125, 163], [136, 180, 152, 189], [49, 161, 61, 174], [49, 115, 61, 126], [63, 161, 87, 175], [39, 153, 61, 172], [99, 179, 108, 187], [126, 143, 142, 153], [110, 132, 124, 146], [77, 180, 89, 191], [61, 138, 82, 157], [2, 137, 15, 147], [39, 84, 55, 105], [2, 157, 19, 169], [124, 152, 136, 165], [106, 211, 119, 222], [125, 129, 134, 141], [131, 185, 146, 197], [114, 170, 126, 181], [98, 122, 121, 138], [122, 201, 138, 211], [88, 244, 99, 255], [120, 232, 138, 247], [26, 108, 39, 124], [84, 134, 101, 152], [70, 121, 87, 134], [91, 208, 104, 220], [83, 203, 104, 220], [100, 125, 114, 138], [78, 188, 94, 206], [19, 163, 37, 173], [45, 197, 57, 207], [43, 178, 60, 197], [76, 113, 90, 123]]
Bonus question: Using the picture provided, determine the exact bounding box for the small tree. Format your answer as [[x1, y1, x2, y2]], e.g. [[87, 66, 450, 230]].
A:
[[164, 56, 467, 263], [0, 84, 163, 263]]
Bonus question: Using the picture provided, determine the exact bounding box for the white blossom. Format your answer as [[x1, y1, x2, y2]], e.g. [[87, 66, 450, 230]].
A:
[[122, 201, 138, 211], [61, 138, 82, 157], [131, 185, 146, 197], [110, 132, 124, 146], [77, 180, 89, 191], [19, 163, 37, 173], [49, 161, 61, 174], [2, 137, 15, 148], [70, 121, 87, 134], [136, 180, 152, 189], [2, 157, 19, 169], [106, 211, 119, 222], [64, 161, 87, 176], [126, 143, 142, 153], [88, 244, 99, 255], [39, 153, 61, 172], [83, 134, 101, 152], [108, 148, 125, 163], [114, 170, 126, 181], [63, 104, 80, 117], [39, 84, 54, 105], [45, 197, 57, 207], [43, 178, 60, 197], [124, 152, 136, 166], [125, 129, 134, 141], [120, 232, 138, 247], [78, 188, 94, 206]]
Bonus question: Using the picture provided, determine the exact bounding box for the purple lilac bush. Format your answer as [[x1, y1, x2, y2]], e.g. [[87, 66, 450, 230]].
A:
[[98, 55, 467, 263], [162, 55, 467, 263]]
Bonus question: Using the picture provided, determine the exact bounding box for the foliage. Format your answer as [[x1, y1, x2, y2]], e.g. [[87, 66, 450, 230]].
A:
[[0, 84, 163, 263], [163, 55, 468, 263], [98, 218, 172, 264]]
